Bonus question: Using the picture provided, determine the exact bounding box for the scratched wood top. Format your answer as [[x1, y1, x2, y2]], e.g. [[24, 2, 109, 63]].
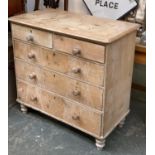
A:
[[9, 9, 139, 43]]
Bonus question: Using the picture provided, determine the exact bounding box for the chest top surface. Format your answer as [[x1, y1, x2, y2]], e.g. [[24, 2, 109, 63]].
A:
[[9, 8, 138, 44]]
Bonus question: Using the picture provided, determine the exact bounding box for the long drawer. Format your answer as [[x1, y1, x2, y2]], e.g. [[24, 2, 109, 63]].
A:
[[11, 24, 53, 48], [14, 40, 105, 86], [53, 34, 105, 63], [17, 80, 102, 137], [15, 59, 104, 110]]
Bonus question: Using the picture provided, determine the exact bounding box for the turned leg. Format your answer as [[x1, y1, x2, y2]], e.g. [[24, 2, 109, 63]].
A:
[[119, 118, 126, 128], [95, 138, 106, 150], [20, 104, 28, 114]]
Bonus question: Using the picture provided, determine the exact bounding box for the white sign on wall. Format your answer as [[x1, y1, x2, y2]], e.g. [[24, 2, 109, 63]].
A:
[[83, 0, 137, 20]]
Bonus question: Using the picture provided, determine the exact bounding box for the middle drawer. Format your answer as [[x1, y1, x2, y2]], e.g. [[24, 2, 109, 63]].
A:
[[15, 59, 104, 110], [14, 40, 105, 86]]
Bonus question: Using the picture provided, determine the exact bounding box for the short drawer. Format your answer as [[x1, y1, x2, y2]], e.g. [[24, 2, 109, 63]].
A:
[[15, 59, 104, 110], [53, 34, 105, 63], [14, 40, 105, 86], [17, 80, 102, 137], [11, 24, 53, 48]]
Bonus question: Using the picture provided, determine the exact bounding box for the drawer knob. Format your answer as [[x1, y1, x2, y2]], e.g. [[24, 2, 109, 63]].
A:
[[30, 96, 37, 101], [29, 72, 36, 79], [26, 35, 34, 42], [28, 53, 35, 59], [18, 87, 23, 93], [72, 68, 81, 74], [72, 90, 80, 96], [72, 48, 81, 56], [18, 88, 23, 99], [72, 115, 80, 120]]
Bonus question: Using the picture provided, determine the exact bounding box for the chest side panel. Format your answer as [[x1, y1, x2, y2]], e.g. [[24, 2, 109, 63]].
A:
[[102, 31, 137, 138]]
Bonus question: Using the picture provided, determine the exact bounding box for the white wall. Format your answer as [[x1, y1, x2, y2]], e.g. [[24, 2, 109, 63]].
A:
[[25, 0, 35, 12], [26, 0, 90, 15], [59, 0, 89, 14], [26, 0, 45, 12]]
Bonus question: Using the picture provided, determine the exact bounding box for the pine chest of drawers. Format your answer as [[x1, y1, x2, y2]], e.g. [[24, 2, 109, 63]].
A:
[[9, 9, 138, 150]]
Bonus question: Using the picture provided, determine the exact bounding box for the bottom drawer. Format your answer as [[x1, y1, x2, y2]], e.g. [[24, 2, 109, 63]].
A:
[[17, 80, 102, 137]]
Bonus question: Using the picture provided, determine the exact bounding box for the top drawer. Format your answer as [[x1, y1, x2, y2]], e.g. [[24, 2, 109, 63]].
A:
[[11, 24, 53, 48], [53, 34, 105, 63]]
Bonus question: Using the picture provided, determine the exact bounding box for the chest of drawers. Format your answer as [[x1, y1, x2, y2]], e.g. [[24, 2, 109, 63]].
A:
[[9, 9, 138, 150]]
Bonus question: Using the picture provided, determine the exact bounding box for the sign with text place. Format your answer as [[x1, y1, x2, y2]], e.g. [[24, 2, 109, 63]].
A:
[[83, 0, 137, 19]]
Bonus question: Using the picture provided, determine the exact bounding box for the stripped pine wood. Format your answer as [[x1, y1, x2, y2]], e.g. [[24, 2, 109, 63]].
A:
[[9, 8, 139, 44], [103, 32, 137, 138], [9, 9, 138, 150], [16, 80, 102, 137], [11, 24, 53, 48], [53, 34, 105, 63], [13, 40, 105, 86], [15, 59, 104, 110]]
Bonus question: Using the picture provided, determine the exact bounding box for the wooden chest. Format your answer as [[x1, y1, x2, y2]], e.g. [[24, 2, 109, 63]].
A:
[[9, 9, 138, 150]]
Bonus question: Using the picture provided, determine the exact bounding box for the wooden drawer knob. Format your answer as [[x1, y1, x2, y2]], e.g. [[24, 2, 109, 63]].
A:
[[30, 96, 37, 101], [72, 68, 81, 74], [18, 87, 23, 93], [29, 72, 36, 79], [72, 115, 80, 120], [18, 88, 23, 99], [72, 90, 80, 96], [72, 48, 81, 56], [28, 52, 35, 59], [26, 35, 34, 42]]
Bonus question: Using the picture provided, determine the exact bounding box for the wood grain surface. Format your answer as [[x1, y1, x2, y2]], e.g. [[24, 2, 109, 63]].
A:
[[102, 32, 137, 137], [12, 24, 53, 48], [54, 34, 105, 63], [15, 59, 104, 110], [13, 40, 105, 86], [10, 9, 138, 147], [9, 8, 139, 44], [17, 80, 102, 137]]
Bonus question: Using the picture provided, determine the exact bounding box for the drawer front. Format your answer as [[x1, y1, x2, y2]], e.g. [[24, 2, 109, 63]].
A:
[[11, 24, 53, 48], [54, 34, 105, 63], [14, 40, 105, 86], [17, 80, 102, 136], [15, 60, 104, 110]]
